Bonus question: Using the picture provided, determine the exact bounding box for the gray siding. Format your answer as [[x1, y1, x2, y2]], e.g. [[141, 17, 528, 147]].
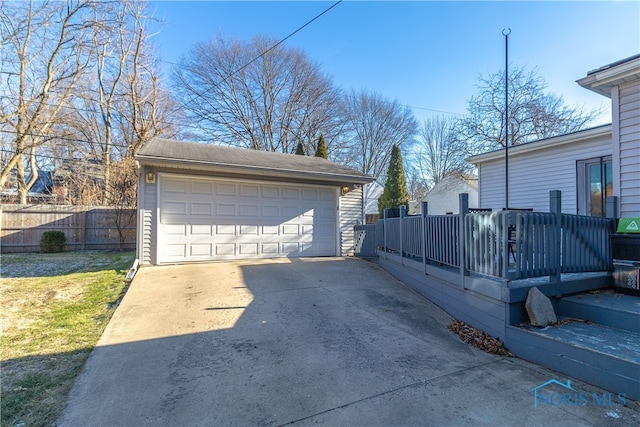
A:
[[478, 134, 611, 213], [139, 167, 157, 265], [618, 82, 640, 217], [339, 186, 363, 256]]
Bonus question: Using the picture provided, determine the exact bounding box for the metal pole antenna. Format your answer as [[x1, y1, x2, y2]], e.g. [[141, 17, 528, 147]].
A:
[[503, 28, 511, 210]]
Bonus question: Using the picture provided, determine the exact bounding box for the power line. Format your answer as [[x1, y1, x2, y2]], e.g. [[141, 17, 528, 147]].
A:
[[0, 129, 131, 150], [177, 1, 343, 107], [406, 104, 464, 117]]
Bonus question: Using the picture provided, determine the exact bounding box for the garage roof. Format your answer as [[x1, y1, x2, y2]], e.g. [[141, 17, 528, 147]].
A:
[[136, 138, 374, 185]]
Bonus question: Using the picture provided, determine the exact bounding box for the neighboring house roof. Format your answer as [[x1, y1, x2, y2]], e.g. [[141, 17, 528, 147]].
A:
[[421, 173, 479, 215], [466, 124, 612, 164], [1, 170, 54, 199], [423, 173, 478, 199], [136, 138, 373, 185], [577, 53, 640, 97]]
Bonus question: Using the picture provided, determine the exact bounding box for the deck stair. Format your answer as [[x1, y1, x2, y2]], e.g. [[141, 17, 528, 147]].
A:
[[506, 289, 640, 400]]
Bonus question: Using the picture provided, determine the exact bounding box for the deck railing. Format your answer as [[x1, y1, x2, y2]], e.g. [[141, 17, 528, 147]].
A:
[[354, 224, 378, 258], [426, 215, 459, 267], [361, 191, 615, 283]]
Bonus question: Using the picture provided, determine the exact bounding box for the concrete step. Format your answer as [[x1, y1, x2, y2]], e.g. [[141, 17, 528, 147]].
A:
[[506, 322, 640, 401], [558, 290, 640, 334]]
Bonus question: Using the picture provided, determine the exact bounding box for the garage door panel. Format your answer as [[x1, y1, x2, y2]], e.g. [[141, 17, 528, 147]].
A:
[[216, 224, 236, 235], [262, 186, 280, 198], [261, 243, 279, 255], [282, 242, 300, 254], [216, 204, 236, 216], [216, 183, 237, 196], [261, 206, 279, 217], [191, 202, 213, 216], [240, 225, 258, 235], [163, 224, 186, 235], [282, 206, 300, 218], [283, 188, 300, 199], [190, 244, 212, 257], [163, 244, 186, 258], [191, 181, 213, 194], [239, 243, 258, 255], [162, 201, 187, 216], [158, 175, 337, 263], [191, 224, 212, 235], [302, 189, 318, 200], [215, 244, 235, 256], [282, 224, 299, 235], [320, 190, 335, 201], [262, 225, 279, 235], [240, 204, 259, 216], [240, 185, 259, 197], [164, 179, 187, 193]]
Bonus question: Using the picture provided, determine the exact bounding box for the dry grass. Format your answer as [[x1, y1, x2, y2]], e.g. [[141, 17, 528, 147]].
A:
[[1, 251, 134, 427]]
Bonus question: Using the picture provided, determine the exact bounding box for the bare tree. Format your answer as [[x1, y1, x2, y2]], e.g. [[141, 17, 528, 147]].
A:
[[0, 0, 98, 203], [172, 34, 342, 153], [119, 21, 180, 157], [461, 66, 602, 152], [341, 89, 418, 179], [413, 115, 472, 188], [104, 158, 137, 249], [404, 163, 429, 202]]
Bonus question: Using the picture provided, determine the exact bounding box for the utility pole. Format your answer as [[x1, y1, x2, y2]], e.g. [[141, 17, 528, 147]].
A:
[[503, 28, 511, 210]]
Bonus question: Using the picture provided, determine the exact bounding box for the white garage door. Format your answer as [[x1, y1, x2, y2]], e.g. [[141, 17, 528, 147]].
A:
[[157, 174, 338, 263]]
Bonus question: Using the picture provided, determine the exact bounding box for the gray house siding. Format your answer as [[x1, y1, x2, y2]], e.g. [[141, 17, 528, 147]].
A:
[[617, 81, 640, 217], [138, 166, 157, 265], [339, 185, 363, 256], [477, 131, 612, 213]]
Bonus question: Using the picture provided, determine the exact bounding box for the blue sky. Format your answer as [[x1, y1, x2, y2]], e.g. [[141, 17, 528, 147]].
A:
[[150, 1, 640, 125]]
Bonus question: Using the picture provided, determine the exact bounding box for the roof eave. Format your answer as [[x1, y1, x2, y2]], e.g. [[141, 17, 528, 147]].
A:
[[466, 125, 612, 164], [577, 56, 640, 97], [135, 154, 374, 185]]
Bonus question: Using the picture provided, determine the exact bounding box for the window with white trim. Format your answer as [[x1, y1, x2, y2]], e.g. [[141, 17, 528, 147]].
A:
[[577, 156, 613, 217]]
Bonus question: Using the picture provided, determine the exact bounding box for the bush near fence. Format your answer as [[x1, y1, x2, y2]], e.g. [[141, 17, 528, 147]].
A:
[[0, 205, 136, 253]]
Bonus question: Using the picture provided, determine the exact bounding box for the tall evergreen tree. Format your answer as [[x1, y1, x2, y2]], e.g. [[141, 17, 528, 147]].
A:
[[315, 134, 327, 159], [378, 144, 409, 216], [295, 140, 305, 155]]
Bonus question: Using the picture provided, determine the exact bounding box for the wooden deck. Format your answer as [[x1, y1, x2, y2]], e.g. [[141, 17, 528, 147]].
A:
[[377, 253, 640, 400]]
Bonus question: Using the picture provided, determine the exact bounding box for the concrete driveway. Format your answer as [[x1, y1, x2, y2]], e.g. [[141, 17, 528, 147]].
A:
[[59, 257, 638, 426]]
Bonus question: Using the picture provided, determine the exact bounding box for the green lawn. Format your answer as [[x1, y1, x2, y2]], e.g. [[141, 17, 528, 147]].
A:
[[1, 251, 135, 427]]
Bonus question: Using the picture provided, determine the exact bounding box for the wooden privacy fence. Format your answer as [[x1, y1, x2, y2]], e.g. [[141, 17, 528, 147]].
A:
[[0, 204, 136, 253], [358, 191, 615, 282]]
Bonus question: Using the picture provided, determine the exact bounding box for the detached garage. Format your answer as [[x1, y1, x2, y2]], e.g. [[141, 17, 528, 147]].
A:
[[135, 138, 373, 265]]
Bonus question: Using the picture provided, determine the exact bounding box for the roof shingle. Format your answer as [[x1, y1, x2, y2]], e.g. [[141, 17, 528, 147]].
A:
[[136, 138, 373, 184]]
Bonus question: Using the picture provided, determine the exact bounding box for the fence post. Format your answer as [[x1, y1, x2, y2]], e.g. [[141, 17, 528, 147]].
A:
[[550, 190, 562, 284], [459, 193, 469, 283], [383, 208, 389, 254], [399, 205, 406, 261], [605, 196, 618, 219], [422, 201, 428, 272], [79, 210, 87, 251]]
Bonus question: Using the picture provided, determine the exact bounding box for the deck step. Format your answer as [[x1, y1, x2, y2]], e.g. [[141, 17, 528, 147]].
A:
[[558, 290, 640, 334], [506, 322, 640, 401]]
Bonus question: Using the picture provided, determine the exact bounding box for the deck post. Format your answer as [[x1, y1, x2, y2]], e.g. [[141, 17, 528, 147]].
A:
[[399, 205, 406, 262], [605, 196, 618, 219], [422, 201, 428, 272], [459, 193, 469, 283], [383, 208, 389, 254], [550, 190, 562, 285]]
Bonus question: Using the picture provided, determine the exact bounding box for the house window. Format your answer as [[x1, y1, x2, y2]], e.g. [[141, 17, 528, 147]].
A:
[[577, 156, 612, 217]]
